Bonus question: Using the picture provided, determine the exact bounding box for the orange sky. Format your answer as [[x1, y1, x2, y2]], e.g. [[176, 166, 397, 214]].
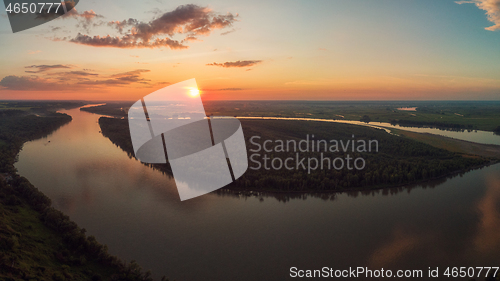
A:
[[1, 0, 499, 101]]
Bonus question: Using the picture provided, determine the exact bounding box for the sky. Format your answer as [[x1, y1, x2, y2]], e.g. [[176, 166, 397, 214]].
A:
[[0, 0, 499, 101]]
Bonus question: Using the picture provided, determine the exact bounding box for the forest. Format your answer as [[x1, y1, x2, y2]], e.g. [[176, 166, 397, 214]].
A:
[[0, 106, 165, 281], [98, 116, 495, 193]]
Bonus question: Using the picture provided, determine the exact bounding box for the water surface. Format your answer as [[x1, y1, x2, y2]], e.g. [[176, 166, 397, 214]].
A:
[[15, 108, 500, 280]]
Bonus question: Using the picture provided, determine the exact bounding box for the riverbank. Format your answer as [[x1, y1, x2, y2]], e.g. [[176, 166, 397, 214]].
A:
[[216, 127, 500, 198], [0, 105, 161, 281], [97, 116, 492, 194], [218, 159, 499, 199]]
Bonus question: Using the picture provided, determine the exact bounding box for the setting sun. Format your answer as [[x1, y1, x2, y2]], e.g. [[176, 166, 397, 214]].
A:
[[189, 88, 200, 97]]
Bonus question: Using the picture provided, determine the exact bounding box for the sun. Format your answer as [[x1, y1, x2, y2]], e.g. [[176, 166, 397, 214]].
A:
[[189, 88, 200, 97]]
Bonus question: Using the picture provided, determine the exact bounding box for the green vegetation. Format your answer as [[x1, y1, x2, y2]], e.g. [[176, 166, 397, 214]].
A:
[[203, 100, 500, 132], [0, 103, 166, 281], [0, 101, 85, 114], [81, 103, 129, 118], [360, 115, 371, 123], [81, 100, 500, 132], [231, 120, 494, 191], [98, 116, 494, 193]]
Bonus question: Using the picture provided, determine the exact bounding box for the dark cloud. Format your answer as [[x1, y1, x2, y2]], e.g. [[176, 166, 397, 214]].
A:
[[0, 75, 72, 91], [69, 34, 188, 49], [70, 10, 103, 20], [0, 68, 159, 91], [220, 28, 236, 35], [35, 5, 104, 32], [65, 4, 238, 49], [108, 18, 139, 34], [78, 69, 151, 85], [72, 10, 105, 32], [50, 70, 99, 77], [25, 64, 72, 73], [206, 60, 262, 68]]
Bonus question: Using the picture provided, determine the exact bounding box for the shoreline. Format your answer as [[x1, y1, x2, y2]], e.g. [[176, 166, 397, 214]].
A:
[[93, 114, 499, 197], [220, 159, 499, 197], [2, 108, 158, 280]]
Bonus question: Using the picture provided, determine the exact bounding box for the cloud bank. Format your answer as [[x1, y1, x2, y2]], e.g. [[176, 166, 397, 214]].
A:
[[65, 4, 238, 49], [0, 67, 162, 91], [456, 0, 500, 31], [25, 64, 72, 73]]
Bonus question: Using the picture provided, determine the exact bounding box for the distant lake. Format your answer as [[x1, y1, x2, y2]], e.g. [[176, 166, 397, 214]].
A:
[[15, 108, 500, 280]]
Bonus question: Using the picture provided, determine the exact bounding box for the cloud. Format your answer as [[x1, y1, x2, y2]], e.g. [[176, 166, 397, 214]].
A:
[[57, 9, 106, 33], [28, 50, 42, 55], [73, 10, 105, 32], [456, 0, 500, 31], [0, 76, 72, 91], [50, 70, 99, 77], [71, 10, 103, 20], [0, 68, 160, 91], [25, 64, 72, 73], [206, 60, 262, 68], [64, 4, 238, 49], [221, 28, 237, 35], [69, 33, 188, 49], [78, 69, 151, 85], [34, 6, 105, 32]]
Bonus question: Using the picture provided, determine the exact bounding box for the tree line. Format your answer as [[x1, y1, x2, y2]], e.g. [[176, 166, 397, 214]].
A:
[[98, 117, 493, 193]]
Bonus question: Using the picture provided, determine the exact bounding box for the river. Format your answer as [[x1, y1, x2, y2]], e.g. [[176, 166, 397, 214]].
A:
[[15, 107, 500, 280], [234, 117, 500, 145]]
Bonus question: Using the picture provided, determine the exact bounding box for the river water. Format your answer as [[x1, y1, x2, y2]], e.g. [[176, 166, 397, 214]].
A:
[[235, 117, 500, 146], [15, 108, 500, 280]]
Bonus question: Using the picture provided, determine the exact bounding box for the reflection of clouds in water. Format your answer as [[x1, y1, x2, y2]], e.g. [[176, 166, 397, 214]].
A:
[[70, 158, 178, 201], [474, 174, 500, 254], [56, 196, 77, 214], [52, 156, 215, 214], [368, 227, 424, 269]]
